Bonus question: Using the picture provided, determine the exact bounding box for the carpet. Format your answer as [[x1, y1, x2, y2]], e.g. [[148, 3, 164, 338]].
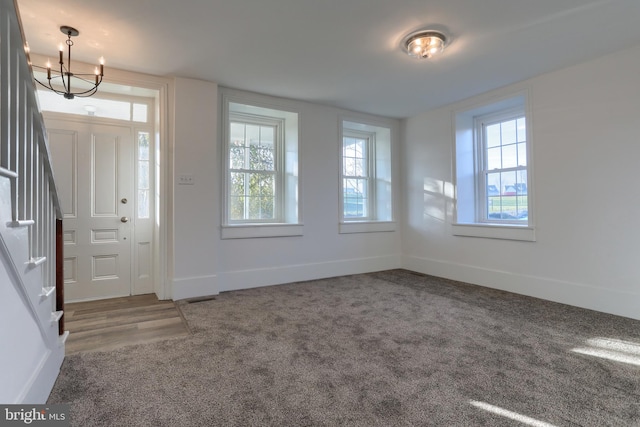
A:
[[48, 270, 640, 426]]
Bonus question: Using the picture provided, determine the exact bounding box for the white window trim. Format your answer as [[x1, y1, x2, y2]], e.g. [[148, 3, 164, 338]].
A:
[[339, 221, 397, 234], [227, 112, 285, 224], [221, 223, 303, 239], [474, 107, 528, 225], [452, 89, 535, 242], [341, 129, 376, 221], [221, 89, 301, 239], [339, 117, 396, 234]]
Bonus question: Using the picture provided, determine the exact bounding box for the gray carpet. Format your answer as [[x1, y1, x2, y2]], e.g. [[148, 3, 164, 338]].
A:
[[48, 270, 640, 426]]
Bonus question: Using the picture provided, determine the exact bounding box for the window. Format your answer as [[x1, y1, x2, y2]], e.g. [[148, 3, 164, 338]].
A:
[[477, 111, 528, 223], [221, 91, 300, 239], [453, 91, 534, 241], [342, 130, 373, 219], [229, 116, 281, 222], [137, 131, 151, 219], [339, 119, 395, 233], [37, 90, 150, 122]]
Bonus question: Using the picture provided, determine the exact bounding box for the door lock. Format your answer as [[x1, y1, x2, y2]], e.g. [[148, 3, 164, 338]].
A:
[[121, 198, 128, 204], [120, 216, 129, 223]]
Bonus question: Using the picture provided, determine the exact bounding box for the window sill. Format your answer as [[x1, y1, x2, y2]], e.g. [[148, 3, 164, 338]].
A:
[[221, 223, 303, 239], [339, 221, 396, 234], [452, 223, 535, 242]]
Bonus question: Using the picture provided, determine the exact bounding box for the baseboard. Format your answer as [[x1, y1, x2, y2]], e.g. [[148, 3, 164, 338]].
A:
[[402, 255, 640, 321], [218, 255, 402, 293], [171, 274, 219, 300], [19, 345, 64, 404]]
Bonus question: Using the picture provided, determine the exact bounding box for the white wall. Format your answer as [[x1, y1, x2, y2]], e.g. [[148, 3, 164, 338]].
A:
[[0, 177, 63, 403], [170, 80, 402, 299], [0, 256, 48, 403], [402, 44, 640, 320], [171, 77, 220, 299]]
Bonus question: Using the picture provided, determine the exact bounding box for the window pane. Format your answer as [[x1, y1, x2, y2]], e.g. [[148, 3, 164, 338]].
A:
[[229, 196, 245, 220], [249, 173, 274, 197], [138, 190, 149, 218], [260, 126, 274, 148], [517, 142, 527, 167], [132, 103, 148, 123], [250, 144, 275, 171], [37, 90, 131, 121], [230, 172, 245, 197], [486, 123, 501, 148], [486, 147, 501, 170], [486, 172, 502, 217], [137, 132, 151, 219], [230, 123, 247, 169], [230, 146, 245, 169], [247, 124, 260, 148], [344, 178, 368, 218], [501, 144, 517, 169], [248, 196, 275, 220], [138, 132, 150, 160], [230, 122, 246, 145], [514, 172, 528, 219], [501, 119, 517, 146], [138, 162, 149, 189], [230, 170, 250, 220], [343, 136, 368, 177], [246, 173, 275, 220], [517, 118, 526, 142]]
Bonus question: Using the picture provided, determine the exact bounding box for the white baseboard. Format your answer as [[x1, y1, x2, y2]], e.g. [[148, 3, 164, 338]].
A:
[[402, 255, 640, 321], [171, 274, 219, 300], [218, 255, 402, 293], [19, 345, 64, 404]]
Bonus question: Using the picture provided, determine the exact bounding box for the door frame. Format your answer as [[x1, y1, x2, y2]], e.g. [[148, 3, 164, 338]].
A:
[[32, 53, 173, 300], [45, 114, 151, 300]]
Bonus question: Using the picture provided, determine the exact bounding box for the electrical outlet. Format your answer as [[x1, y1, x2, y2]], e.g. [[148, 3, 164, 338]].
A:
[[178, 174, 195, 185]]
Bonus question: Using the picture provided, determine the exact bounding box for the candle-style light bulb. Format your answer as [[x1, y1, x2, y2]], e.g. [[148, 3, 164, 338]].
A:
[[46, 60, 52, 79], [94, 67, 99, 84], [99, 57, 104, 76], [58, 43, 64, 64]]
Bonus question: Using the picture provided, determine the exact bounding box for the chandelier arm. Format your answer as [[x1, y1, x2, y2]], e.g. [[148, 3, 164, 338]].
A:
[[72, 87, 100, 98], [34, 78, 68, 96], [67, 83, 102, 96]]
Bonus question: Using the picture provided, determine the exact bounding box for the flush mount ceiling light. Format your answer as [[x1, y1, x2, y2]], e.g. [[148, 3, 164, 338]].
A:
[[33, 26, 104, 99], [404, 30, 447, 59]]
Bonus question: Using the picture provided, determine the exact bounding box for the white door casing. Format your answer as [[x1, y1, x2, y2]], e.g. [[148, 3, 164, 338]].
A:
[[46, 116, 154, 301]]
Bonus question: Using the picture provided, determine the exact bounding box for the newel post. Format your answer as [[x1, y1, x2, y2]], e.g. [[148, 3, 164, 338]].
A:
[[56, 218, 64, 335]]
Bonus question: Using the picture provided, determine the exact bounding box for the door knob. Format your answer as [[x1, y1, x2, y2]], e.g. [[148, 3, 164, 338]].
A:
[[120, 216, 129, 223]]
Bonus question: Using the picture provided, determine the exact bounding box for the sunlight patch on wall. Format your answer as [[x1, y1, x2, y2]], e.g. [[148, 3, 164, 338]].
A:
[[571, 337, 640, 367], [470, 401, 557, 427], [423, 177, 455, 222]]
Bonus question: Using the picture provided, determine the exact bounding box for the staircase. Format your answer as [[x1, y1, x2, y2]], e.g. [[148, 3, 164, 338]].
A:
[[0, 0, 66, 403]]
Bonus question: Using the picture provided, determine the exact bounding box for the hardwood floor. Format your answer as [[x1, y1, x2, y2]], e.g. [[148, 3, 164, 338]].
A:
[[64, 294, 190, 355]]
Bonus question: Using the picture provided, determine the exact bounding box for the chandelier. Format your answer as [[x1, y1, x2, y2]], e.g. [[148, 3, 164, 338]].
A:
[[33, 26, 104, 100]]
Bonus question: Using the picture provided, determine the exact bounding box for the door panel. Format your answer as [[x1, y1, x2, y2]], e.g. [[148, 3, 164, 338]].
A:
[[48, 118, 133, 301]]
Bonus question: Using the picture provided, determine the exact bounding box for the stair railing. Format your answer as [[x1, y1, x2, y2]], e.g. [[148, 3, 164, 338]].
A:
[[2, 0, 65, 333]]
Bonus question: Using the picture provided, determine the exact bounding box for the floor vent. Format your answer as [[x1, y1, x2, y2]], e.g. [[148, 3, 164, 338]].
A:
[[186, 296, 217, 304]]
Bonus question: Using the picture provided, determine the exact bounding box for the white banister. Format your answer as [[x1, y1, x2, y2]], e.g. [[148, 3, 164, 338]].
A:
[[1, 0, 66, 404]]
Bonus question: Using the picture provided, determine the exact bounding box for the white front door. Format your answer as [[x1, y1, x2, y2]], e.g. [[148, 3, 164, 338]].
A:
[[47, 117, 143, 301]]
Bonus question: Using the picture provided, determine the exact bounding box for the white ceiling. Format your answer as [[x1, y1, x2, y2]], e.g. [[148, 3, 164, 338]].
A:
[[16, 0, 640, 118]]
